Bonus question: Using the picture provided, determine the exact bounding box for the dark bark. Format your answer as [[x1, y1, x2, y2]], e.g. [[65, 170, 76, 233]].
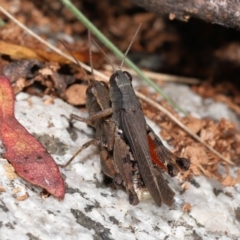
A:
[[130, 0, 240, 29]]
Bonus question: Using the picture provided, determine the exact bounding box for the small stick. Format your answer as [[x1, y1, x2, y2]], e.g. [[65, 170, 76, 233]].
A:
[[104, 64, 201, 85]]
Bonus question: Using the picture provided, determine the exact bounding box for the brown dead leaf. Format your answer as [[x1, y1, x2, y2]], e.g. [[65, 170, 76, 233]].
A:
[[200, 120, 219, 145], [182, 116, 203, 134], [39, 68, 53, 76], [65, 84, 87, 105], [0, 41, 44, 60], [39, 63, 75, 96]]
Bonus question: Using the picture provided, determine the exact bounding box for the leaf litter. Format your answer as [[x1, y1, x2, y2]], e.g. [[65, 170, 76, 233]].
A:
[[141, 96, 240, 186]]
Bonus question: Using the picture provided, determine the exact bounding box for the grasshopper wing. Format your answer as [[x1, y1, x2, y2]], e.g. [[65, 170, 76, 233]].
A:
[[147, 125, 190, 177], [119, 110, 175, 207]]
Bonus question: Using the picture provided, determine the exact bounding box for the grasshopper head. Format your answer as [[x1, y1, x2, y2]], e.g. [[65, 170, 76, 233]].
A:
[[109, 70, 132, 89]]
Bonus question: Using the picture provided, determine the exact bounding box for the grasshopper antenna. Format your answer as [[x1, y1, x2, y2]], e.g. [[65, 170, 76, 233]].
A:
[[88, 30, 94, 78], [60, 40, 81, 69], [60, 40, 91, 83], [120, 23, 142, 70], [91, 38, 116, 73]]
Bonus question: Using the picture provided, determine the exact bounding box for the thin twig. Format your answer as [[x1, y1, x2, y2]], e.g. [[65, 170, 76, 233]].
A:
[[104, 64, 201, 84], [0, 5, 233, 166], [136, 91, 234, 165]]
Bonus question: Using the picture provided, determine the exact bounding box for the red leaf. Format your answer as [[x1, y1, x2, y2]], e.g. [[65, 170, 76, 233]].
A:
[[0, 76, 65, 199]]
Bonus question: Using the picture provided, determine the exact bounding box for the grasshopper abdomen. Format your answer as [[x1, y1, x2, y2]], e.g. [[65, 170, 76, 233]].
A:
[[109, 69, 176, 206]]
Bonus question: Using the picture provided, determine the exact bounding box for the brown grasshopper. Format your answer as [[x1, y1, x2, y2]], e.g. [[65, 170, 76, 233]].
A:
[[59, 40, 142, 205], [62, 29, 190, 207], [64, 74, 189, 207], [62, 79, 142, 205], [96, 26, 189, 206], [87, 29, 190, 206], [103, 69, 189, 207]]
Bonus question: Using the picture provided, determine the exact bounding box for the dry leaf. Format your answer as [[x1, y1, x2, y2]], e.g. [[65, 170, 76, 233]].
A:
[[65, 84, 87, 105], [0, 76, 65, 199]]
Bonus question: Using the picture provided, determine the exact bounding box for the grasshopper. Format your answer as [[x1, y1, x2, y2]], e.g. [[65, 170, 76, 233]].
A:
[[108, 70, 190, 206], [101, 25, 190, 206], [62, 29, 190, 207], [65, 73, 189, 207], [62, 79, 141, 205], [59, 39, 143, 205]]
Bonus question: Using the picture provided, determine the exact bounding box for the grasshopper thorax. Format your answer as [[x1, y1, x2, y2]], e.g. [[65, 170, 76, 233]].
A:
[[109, 70, 132, 88], [109, 69, 141, 112]]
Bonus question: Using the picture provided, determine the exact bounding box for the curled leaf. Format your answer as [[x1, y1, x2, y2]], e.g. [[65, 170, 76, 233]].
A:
[[0, 76, 65, 199]]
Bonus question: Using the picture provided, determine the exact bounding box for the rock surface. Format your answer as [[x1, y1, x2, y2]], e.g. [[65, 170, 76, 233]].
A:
[[0, 84, 239, 240]]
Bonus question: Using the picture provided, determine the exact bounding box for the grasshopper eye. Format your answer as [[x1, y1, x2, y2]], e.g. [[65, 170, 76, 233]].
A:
[[123, 71, 132, 81]]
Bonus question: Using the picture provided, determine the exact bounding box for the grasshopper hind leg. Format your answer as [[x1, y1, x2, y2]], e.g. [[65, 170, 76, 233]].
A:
[[114, 134, 140, 206], [100, 147, 123, 186], [147, 125, 190, 177], [59, 139, 99, 168]]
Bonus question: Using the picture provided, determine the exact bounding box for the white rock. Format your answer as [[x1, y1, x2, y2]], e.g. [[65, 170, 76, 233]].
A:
[[0, 86, 239, 240]]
